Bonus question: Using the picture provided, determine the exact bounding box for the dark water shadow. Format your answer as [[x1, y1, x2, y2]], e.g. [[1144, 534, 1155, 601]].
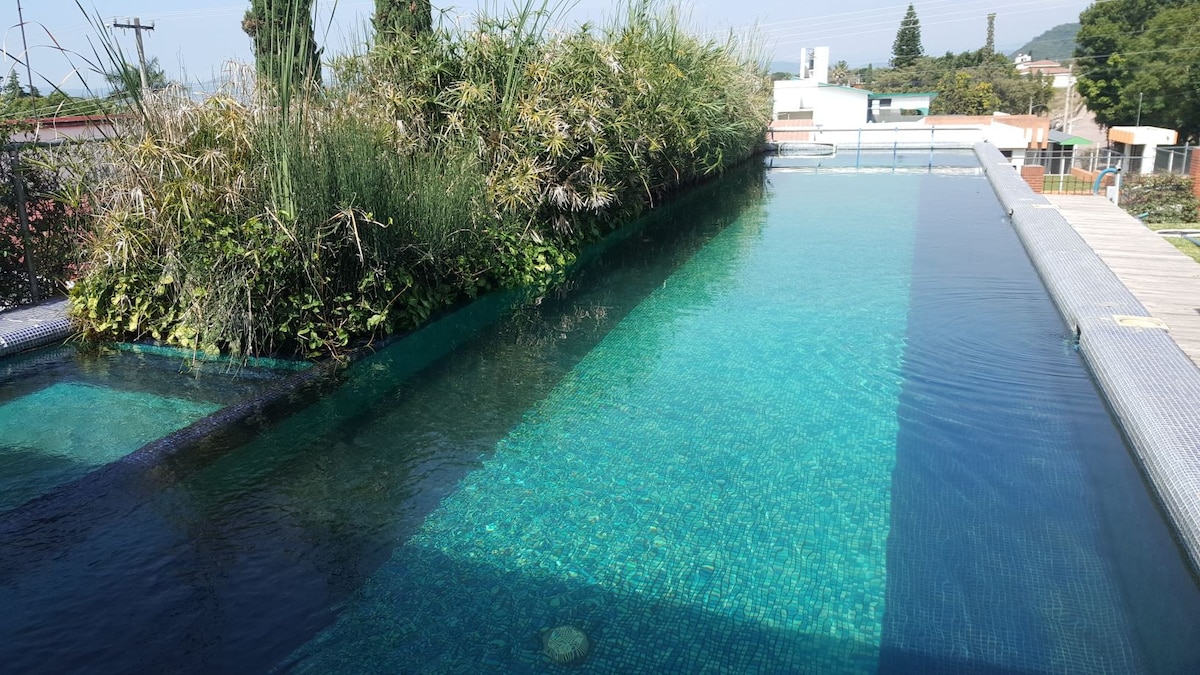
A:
[[882, 175, 1200, 673]]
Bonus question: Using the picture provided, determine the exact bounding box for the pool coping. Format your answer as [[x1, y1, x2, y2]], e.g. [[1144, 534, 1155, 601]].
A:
[[975, 141, 1200, 576], [0, 298, 71, 357]]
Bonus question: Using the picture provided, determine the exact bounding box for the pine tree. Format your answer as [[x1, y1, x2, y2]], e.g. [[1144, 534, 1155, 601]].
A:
[[890, 3, 923, 68], [985, 13, 996, 54], [2, 72, 23, 100], [374, 0, 432, 41], [242, 0, 323, 86]]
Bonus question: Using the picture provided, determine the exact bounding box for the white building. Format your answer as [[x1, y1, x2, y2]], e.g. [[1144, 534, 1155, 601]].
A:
[[868, 92, 937, 123], [773, 80, 869, 127], [1013, 54, 1076, 89], [772, 47, 943, 129], [1108, 126, 1178, 174]]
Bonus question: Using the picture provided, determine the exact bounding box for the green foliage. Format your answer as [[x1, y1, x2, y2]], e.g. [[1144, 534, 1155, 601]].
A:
[[69, 0, 770, 359], [1121, 173, 1200, 224], [70, 89, 490, 357], [105, 57, 169, 99], [930, 71, 999, 115], [1013, 22, 1079, 61], [829, 60, 853, 86], [0, 71, 110, 120], [869, 10, 1052, 114], [374, 0, 432, 40], [865, 48, 1050, 116], [890, 4, 923, 68], [242, 0, 323, 87], [1075, 0, 1198, 136], [1113, 4, 1200, 140]]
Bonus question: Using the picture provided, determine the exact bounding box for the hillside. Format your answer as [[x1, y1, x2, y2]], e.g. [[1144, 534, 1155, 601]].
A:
[[1012, 23, 1080, 61]]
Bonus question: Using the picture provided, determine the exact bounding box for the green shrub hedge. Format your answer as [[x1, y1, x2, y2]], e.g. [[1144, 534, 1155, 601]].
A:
[[68, 1, 771, 358], [1121, 172, 1200, 224]]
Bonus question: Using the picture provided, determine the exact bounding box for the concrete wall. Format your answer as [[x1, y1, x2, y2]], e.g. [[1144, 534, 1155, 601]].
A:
[[772, 81, 868, 127]]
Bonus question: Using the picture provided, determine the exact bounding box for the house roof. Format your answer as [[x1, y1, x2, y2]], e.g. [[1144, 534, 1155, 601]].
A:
[[1048, 130, 1092, 146], [1026, 66, 1071, 76], [1018, 60, 1062, 68]]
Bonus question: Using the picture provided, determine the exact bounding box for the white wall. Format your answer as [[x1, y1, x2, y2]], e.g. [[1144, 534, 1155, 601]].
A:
[[774, 81, 868, 127]]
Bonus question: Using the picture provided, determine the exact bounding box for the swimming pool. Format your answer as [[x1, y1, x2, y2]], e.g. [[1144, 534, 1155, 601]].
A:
[[0, 345, 291, 512], [2, 154, 1198, 673]]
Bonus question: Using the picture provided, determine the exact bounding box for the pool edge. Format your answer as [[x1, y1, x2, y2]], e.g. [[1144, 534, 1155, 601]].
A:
[[975, 141, 1200, 577]]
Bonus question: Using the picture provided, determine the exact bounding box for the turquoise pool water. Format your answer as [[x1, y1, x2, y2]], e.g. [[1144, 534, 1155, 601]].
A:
[[287, 167, 920, 673], [2, 155, 1199, 673], [0, 347, 289, 511]]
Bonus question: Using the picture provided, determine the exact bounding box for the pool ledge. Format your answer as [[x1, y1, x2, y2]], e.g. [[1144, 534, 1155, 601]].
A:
[[977, 141, 1200, 575], [0, 298, 71, 358]]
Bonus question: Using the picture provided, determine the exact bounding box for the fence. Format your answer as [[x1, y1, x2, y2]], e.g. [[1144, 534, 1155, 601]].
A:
[[1023, 147, 1132, 195], [1154, 145, 1193, 176], [1024, 144, 1200, 195], [1, 138, 95, 309]]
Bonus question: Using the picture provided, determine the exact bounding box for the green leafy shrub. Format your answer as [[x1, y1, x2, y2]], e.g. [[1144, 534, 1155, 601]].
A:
[[1121, 173, 1200, 224], [69, 0, 770, 359]]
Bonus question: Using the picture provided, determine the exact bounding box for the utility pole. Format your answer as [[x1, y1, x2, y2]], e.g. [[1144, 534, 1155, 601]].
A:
[[1136, 92, 1144, 126], [112, 17, 154, 93], [1061, 64, 1074, 133]]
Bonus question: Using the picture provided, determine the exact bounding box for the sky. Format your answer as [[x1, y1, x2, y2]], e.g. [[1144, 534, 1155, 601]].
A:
[[0, 0, 1094, 93]]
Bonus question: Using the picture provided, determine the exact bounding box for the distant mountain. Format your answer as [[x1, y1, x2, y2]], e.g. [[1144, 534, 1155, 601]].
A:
[[1012, 23, 1080, 62], [770, 61, 801, 75]]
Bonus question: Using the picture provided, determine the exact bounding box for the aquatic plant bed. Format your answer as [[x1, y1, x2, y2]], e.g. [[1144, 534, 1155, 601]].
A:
[[2, 155, 1198, 673]]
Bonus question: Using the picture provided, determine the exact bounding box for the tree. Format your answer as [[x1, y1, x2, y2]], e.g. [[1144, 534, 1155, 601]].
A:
[[374, 0, 432, 41], [829, 60, 853, 86], [3, 72, 22, 101], [1118, 4, 1200, 140], [891, 4, 923, 68], [1074, 0, 1193, 131], [984, 13, 996, 55], [930, 71, 1000, 115], [991, 70, 1053, 116], [105, 57, 169, 98], [242, 0, 323, 86]]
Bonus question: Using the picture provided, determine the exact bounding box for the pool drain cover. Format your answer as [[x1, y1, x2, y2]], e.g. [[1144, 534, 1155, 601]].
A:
[[543, 625, 590, 664], [1113, 315, 1169, 330]]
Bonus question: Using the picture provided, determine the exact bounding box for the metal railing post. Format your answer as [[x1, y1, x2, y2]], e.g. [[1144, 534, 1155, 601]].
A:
[[929, 126, 935, 170], [892, 126, 898, 170], [856, 128, 861, 169]]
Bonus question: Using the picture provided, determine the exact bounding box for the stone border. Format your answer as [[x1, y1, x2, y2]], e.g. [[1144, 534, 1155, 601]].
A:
[[0, 299, 72, 358], [976, 141, 1200, 574]]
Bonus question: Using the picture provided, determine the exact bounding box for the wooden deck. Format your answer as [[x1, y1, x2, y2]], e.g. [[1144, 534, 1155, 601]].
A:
[[1045, 194, 1200, 367]]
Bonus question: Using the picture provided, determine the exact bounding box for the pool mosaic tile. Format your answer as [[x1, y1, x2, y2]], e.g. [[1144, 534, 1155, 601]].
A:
[[285, 173, 922, 673], [0, 382, 218, 510]]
